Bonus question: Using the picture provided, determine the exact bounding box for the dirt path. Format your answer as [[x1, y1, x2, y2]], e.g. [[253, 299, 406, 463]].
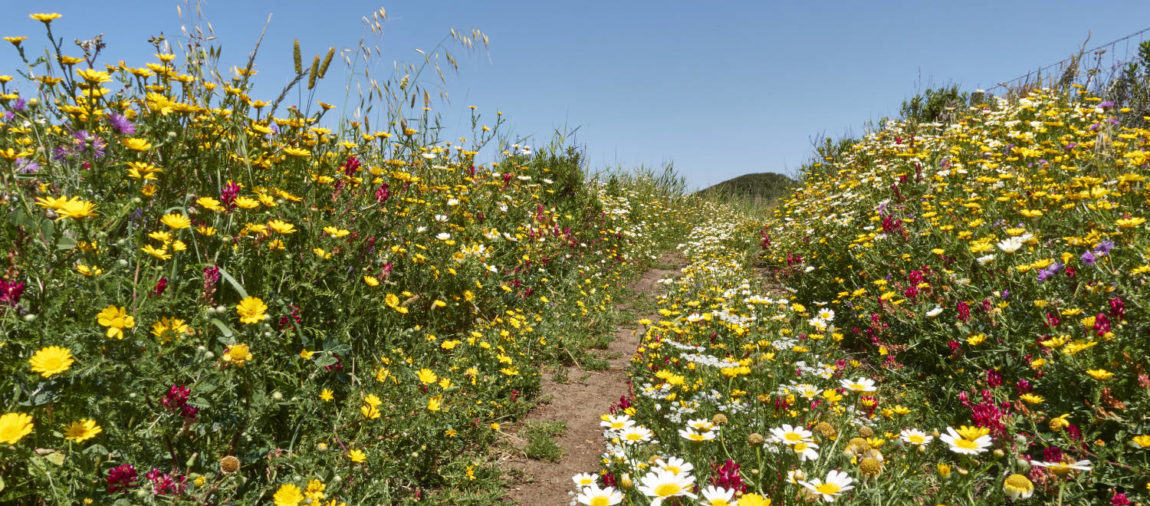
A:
[[501, 253, 686, 505]]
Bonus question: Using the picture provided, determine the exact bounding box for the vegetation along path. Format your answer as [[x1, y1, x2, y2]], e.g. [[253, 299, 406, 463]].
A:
[[501, 253, 686, 505]]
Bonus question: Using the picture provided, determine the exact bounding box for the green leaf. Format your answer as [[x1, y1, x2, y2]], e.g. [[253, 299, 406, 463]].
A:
[[209, 318, 236, 338], [56, 235, 76, 250], [216, 266, 249, 299], [45, 452, 65, 466]]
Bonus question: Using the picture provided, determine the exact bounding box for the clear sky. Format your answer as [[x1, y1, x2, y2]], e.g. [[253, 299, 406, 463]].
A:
[[4, 1, 1150, 189]]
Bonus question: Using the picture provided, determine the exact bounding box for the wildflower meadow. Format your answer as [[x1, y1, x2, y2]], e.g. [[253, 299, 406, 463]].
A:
[[3, 7, 1150, 506]]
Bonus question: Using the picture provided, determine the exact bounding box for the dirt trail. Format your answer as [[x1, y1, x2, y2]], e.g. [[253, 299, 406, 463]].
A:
[[501, 253, 686, 505]]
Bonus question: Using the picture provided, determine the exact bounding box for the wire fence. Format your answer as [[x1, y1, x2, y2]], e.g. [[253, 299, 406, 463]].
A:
[[989, 27, 1150, 96]]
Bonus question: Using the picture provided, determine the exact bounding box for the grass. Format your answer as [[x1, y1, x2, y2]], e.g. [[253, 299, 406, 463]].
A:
[[522, 421, 567, 462]]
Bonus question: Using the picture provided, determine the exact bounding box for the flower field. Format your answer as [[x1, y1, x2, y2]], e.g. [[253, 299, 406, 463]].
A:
[[5, 9, 1150, 506], [568, 89, 1150, 505], [0, 12, 694, 504]]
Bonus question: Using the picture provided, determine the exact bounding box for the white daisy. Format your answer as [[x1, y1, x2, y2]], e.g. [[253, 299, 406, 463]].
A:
[[700, 485, 736, 506], [840, 377, 877, 393], [939, 427, 992, 455], [654, 456, 694, 476], [637, 468, 696, 506], [572, 472, 598, 488], [799, 469, 855, 502], [576, 484, 623, 506], [899, 428, 933, 446], [769, 424, 813, 446]]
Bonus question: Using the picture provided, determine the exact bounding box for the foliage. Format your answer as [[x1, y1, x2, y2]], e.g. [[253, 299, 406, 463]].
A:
[[0, 12, 692, 504]]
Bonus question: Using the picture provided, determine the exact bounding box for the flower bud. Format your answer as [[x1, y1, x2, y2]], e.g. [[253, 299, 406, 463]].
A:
[[747, 433, 764, 445]]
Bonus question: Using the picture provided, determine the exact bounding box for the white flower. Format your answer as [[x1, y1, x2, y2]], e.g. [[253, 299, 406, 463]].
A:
[[840, 377, 877, 393], [817, 309, 835, 321], [799, 469, 854, 502], [637, 468, 696, 506], [618, 425, 653, 444], [600, 414, 634, 432], [899, 428, 933, 446], [1031, 459, 1092, 473], [939, 427, 992, 455], [793, 441, 820, 462], [679, 428, 715, 442], [996, 233, 1032, 253], [654, 456, 693, 476], [446, 198, 459, 206], [977, 254, 996, 265], [926, 306, 943, 317], [700, 485, 736, 506], [768, 424, 813, 446], [572, 472, 598, 488], [576, 484, 623, 505], [436, 232, 452, 241], [685, 418, 715, 432]]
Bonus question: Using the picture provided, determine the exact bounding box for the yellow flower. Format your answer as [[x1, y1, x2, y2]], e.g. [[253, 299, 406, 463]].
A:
[[1086, 369, 1113, 380], [223, 344, 252, 367], [348, 449, 366, 463], [96, 305, 135, 339], [0, 412, 34, 444], [161, 213, 191, 230], [58, 198, 98, 220], [385, 293, 400, 307], [363, 275, 379, 287], [1019, 393, 1044, 405], [141, 244, 171, 260], [75, 68, 111, 84], [29, 346, 74, 377], [30, 13, 62, 22], [737, 493, 771, 506], [1116, 217, 1145, 228], [122, 137, 152, 151], [196, 196, 225, 212], [323, 226, 350, 237], [1049, 414, 1071, 432], [267, 219, 296, 234], [417, 368, 437, 385], [151, 317, 189, 343], [1131, 435, 1150, 449], [234, 196, 260, 209], [299, 349, 315, 360], [235, 297, 268, 324], [361, 404, 381, 419], [319, 389, 334, 402], [4, 36, 28, 45], [62, 419, 102, 443], [427, 395, 443, 412], [273, 483, 304, 506]]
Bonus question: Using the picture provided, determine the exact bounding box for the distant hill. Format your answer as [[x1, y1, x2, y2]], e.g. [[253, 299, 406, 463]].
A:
[[696, 172, 795, 205]]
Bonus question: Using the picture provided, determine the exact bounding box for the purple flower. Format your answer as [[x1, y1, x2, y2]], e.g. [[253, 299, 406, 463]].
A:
[[106, 463, 139, 493], [107, 113, 136, 135], [12, 98, 26, 112], [1037, 263, 1062, 282], [1081, 251, 1096, 266], [1099, 100, 1115, 108], [72, 130, 106, 159], [15, 158, 39, 174], [1094, 240, 1114, 256]]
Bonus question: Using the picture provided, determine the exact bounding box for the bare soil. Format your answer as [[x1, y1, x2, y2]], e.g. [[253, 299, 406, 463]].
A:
[[500, 253, 686, 505]]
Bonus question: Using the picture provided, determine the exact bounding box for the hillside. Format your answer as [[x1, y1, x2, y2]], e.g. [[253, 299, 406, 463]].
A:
[[696, 172, 795, 205]]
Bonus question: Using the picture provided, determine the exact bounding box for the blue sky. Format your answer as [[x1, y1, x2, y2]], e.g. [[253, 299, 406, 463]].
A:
[[4, 1, 1150, 189]]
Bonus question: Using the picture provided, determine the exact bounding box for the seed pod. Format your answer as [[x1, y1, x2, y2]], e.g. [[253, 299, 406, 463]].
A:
[[306, 55, 320, 90], [292, 39, 302, 74], [318, 47, 335, 78]]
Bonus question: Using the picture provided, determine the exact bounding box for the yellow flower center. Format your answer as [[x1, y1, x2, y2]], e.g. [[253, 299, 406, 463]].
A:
[[784, 432, 803, 442], [908, 435, 925, 444], [815, 482, 841, 495], [954, 438, 978, 450], [654, 483, 681, 497], [589, 497, 609, 506]]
